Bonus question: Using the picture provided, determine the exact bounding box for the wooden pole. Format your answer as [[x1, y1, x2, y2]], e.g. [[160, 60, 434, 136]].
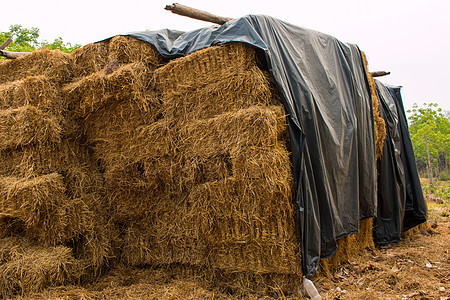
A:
[[0, 37, 30, 59], [0, 50, 29, 59], [0, 38, 12, 51], [371, 71, 391, 77], [165, 3, 232, 25]]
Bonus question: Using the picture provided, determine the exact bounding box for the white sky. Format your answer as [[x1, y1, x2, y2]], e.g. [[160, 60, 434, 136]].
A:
[[3, 0, 449, 112]]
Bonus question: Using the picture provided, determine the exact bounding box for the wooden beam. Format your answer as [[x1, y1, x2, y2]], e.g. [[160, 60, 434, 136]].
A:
[[165, 3, 232, 25], [0, 50, 30, 59], [0, 38, 12, 51], [371, 71, 390, 77]]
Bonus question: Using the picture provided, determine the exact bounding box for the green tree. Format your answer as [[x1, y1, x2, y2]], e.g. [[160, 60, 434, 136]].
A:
[[408, 103, 450, 182], [0, 24, 81, 57]]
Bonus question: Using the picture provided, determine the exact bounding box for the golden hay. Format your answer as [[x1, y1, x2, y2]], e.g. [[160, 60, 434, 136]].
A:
[[361, 51, 386, 160], [79, 99, 163, 181], [71, 219, 117, 274], [0, 173, 93, 245], [319, 218, 374, 277], [17, 264, 303, 299], [179, 105, 287, 157], [133, 120, 177, 159], [0, 49, 73, 85], [0, 140, 100, 182], [70, 40, 110, 79], [105, 189, 161, 223], [108, 35, 164, 67], [80, 89, 161, 139], [93, 42, 302, 283], [121, 173, 299, 275], [70, 36, 163, 80], [0, 174, 111, 272], [102, 156, 177, 192], [64, 62, 155, 117], [154, 43, 278, 121], [0, 236, 82, 298], [0, 217, 23, 239], [154, 42, 261, 90], [0, 76, 65, 113], [0, 105, 62, 150], [158, 66, 277, 121]]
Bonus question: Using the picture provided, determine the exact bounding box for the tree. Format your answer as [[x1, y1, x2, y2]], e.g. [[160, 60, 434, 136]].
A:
[[0, 24, 80, 56], [407, 103, 450, 182]]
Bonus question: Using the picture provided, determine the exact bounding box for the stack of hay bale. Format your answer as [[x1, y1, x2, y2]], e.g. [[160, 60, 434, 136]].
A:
[[65, 39, 302, 292], [129, 42, 301, 275], [0, 49, 110, 296], [0, 34, 384, 296]]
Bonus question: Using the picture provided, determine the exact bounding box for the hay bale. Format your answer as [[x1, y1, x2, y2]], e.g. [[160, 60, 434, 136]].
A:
[[361, 51, 386, 159], [158, 67, 277, 121], [154, 43, 278, 121], [70, 40, 110, 79], [105, 105, 290, 223], [129, 120, 178, 162], [121, 173, 299, 275], [207, 269, 301, 296], [64, 62, 155, 117], [106, 190, 161, 223], [154, 42, 261, 90], [0, 48, 73, 85], [0, 173, 68, 243], [0, 105, 62, 150], [71, 36, 163, 80], [0, 140, 99, 183], [0, 173, 111, 272], [80, 97, 162, 177], [179, 105, 286, 158], [0, 173, 92, 245], [0, 76, 81, 138], [0, 236, 82, 298], [0, 76, 65, 113], [104, 42, 300, 281], [108, 35, 164, 67]]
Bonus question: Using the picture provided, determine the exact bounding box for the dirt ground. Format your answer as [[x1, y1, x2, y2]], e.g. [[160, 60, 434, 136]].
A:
[[17, 183, 450, 300]]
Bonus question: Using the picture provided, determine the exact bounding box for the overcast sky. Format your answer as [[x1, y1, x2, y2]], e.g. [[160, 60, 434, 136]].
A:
[[3, 0, 449, 112]]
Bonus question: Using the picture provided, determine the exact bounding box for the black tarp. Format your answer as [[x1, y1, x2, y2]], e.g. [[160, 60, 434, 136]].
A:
[[125, 15, 378, 276], [375, 81, 426, 244]]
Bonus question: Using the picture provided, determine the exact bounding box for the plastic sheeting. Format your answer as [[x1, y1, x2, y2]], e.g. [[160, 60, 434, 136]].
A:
[[375, 81, 426, 244], [126, 15, 378, 276]]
